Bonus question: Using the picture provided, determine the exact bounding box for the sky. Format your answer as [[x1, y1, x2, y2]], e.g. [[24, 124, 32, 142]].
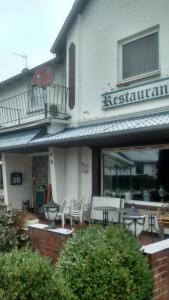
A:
[[0, 0, 75, 82]]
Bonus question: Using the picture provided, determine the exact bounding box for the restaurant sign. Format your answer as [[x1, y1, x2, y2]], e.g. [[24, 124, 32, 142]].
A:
[[101, 77, 169, 110]]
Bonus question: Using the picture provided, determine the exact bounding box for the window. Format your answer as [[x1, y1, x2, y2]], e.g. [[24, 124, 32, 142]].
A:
[[119, 28, 159, 82], [102, 149, 169, 202], [30, 86, 47, 111]]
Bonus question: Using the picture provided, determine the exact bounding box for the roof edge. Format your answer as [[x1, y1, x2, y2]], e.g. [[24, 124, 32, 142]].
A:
[[0, 57, 60, 89], [51, 0, 90, 54]]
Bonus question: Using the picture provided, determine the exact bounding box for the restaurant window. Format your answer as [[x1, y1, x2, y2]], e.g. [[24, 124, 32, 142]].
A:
[[103, 149, 169, 202], [119, 27, 159, 82]]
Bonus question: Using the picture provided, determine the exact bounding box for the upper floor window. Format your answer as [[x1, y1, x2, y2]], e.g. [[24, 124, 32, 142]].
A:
[[119, 27, 159, 83]]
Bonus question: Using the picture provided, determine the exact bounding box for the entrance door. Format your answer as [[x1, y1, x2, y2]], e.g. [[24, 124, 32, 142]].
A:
[[32, 156, 48, 210]]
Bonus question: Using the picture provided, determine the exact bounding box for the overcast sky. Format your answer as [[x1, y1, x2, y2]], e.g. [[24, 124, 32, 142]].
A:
[[0, 0, 75, 82]]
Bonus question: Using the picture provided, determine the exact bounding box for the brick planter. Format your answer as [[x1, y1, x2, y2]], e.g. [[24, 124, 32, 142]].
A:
[[28, 224, 169, 299], [28, 224, 73, 262], [142, 239, 169, 300]]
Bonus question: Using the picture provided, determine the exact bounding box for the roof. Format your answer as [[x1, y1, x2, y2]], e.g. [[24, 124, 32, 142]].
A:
[[0, 58, 59, 90], [30, 111, 169, 146], [51, 0, 90, 54]]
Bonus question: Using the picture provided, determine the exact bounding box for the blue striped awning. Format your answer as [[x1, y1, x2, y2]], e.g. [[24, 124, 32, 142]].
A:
[[0, 128, 42, 149], [0, 111, 169, 150], [30, 111, 169, 145]]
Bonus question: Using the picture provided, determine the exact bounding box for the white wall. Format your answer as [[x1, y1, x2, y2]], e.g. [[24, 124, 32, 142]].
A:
[[65, 147, 81, 201], [49, 146, 92, 205], [80, 147, 92, 197], [66, 0, 169, 123], [0, 80, 28, 100], [49, 147, 66, 204], [2, 153, 32, 209]]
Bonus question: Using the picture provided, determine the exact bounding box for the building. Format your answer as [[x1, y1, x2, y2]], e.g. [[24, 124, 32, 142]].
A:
[[1, 0, 169, 211]]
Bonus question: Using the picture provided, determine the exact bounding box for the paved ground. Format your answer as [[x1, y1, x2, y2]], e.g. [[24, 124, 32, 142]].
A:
[[139, 232, 160, 246]]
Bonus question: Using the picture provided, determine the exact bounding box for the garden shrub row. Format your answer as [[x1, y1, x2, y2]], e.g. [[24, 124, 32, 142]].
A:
[[0, 247, 57, 300], [55, 225, 153, 300], [0, 225, 153, 300]]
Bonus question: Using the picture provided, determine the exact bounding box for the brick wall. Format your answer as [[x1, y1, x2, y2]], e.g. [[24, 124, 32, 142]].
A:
[[142, 240, 169, 300], [28, 225, 72, 262], [28, 225, 169, 299], [147, 250, 169, 300]]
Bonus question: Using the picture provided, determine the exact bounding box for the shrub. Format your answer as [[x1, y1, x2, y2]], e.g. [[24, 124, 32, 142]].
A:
[[0, 207, 30, 253], [0, 247, 58, 300], [0, 207, 18, 253], [55, 225, 153, 300]]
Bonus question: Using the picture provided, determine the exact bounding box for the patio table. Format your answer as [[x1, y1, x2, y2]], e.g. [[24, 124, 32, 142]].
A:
[[123, 214, 145, 237], [94, 206, 128, 226]]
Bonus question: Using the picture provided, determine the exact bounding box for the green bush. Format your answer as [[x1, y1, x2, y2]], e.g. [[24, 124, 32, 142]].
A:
[[0, 247, 57, 300], [0, 207, 18, 253], [55, 225, 153, 300], [0, 207, 29, 253]]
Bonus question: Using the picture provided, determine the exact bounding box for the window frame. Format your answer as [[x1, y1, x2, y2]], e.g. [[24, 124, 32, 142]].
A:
[[118, 26, 160, 84]]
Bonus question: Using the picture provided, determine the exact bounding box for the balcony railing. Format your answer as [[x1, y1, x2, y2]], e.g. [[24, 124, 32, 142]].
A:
[[0, 84, 69, 127]]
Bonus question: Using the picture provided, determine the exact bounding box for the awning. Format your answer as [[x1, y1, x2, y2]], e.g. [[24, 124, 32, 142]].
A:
[[30, 111, 169, 146], [0, 128, 43, 149], [1, 111, 169, 151]]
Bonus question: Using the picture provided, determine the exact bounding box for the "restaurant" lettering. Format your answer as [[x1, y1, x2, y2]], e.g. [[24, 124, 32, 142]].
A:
[[101, 78, 169, 109]]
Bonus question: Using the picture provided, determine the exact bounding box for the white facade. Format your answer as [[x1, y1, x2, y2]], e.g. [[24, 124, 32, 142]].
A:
[[66, 0, 169, 124], [2, 153, 32, 209]]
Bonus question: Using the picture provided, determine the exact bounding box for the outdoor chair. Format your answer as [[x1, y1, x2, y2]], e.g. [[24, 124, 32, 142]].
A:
[[157, 202, 169, 239], [69, 199, 83, 227], [56, 199, 69, 228], [81, 201, 91, 224]]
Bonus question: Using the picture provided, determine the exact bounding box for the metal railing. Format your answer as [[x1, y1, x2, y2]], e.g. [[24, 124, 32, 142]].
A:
[[0, 84, 69, 127]]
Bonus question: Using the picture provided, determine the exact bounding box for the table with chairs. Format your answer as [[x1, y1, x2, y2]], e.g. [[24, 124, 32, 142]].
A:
[[51, 194, 164, 242]]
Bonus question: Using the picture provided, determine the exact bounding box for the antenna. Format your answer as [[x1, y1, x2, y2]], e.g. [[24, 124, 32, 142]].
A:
[[13, 52, 28, 68]]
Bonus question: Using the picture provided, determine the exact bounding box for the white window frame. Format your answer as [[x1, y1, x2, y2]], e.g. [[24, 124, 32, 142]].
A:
[[118, 26, 160, 84]]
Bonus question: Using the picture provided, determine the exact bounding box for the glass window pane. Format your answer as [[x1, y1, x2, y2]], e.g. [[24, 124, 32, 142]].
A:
[[122, 32, 159, 79], [102, 149, 169, 202]]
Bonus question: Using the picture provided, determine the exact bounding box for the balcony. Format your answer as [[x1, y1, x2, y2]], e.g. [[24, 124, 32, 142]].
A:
[[0, 84, 70, 128]]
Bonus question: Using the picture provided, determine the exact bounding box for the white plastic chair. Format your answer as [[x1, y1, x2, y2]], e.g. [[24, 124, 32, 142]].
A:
[[56, 199, 68, 228], [70, 199, 82, 227], [81, 202, 91, 224]]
